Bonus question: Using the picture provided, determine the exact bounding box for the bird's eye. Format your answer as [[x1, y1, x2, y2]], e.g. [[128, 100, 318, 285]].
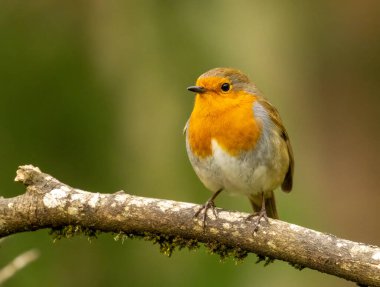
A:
[[221, 83, 230, 92]]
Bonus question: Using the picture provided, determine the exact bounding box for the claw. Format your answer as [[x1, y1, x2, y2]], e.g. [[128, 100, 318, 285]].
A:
[[246, 209, 269, 232], [247, 191, 272, 232], [193, 189, 223, 229], [194, 199, 217, 228]]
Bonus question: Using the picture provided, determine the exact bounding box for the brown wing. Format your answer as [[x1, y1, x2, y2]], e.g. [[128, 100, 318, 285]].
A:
[[257, 98, 294, 192]]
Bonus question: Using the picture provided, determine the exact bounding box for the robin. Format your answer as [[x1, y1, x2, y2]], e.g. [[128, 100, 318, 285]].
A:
[[184, 67, 294, 229]]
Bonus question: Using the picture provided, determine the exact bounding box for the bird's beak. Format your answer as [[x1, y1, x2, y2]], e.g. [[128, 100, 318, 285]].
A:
[[187, 86, 206, 93]]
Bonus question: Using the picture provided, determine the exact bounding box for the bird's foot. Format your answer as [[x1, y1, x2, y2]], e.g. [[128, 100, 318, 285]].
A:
[[246, 209, 269, 232], [194, 199, 218, 228]]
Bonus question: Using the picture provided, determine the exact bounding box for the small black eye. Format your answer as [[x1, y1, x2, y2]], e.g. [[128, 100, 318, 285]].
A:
[[221, 83, 230, 92]]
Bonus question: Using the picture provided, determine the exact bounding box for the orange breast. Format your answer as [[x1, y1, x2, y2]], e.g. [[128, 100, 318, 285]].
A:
[[188, 92, 261, 158]]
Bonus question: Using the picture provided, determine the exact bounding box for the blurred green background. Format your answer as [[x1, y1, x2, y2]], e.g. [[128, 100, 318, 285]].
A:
[[1, 1, 379, 286]]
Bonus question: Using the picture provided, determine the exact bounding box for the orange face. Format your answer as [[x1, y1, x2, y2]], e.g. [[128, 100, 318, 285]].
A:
[[195, 76, 235, 97], [188, 74, 262, 158]]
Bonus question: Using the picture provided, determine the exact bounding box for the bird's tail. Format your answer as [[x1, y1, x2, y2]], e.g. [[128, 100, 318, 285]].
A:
[[249, 191, 279, 219]]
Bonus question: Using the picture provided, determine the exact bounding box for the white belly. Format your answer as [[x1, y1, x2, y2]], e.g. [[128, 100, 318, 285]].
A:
[[187, 134, 289, 197]]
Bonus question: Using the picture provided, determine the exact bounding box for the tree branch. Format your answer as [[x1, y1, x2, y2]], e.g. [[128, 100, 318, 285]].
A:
[[0, 165, 379, 286]]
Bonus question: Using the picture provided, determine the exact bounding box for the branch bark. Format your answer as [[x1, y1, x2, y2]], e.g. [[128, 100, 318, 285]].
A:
[[0, 165, 379, 286]]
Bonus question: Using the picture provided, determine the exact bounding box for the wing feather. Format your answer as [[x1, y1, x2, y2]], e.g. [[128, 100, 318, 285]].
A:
[[257, 98, 294, 192]]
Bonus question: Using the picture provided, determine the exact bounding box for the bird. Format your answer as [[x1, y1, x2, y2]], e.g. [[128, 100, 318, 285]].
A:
[[184, 67, 294, 229]]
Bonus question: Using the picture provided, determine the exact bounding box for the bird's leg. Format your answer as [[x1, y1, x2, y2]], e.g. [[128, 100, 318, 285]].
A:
[[194, 189, 223, 228], [246, 192, 269, 232]]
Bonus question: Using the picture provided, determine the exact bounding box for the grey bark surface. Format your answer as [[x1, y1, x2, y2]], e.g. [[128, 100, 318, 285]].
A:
[[0, 165, 379, 286]]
